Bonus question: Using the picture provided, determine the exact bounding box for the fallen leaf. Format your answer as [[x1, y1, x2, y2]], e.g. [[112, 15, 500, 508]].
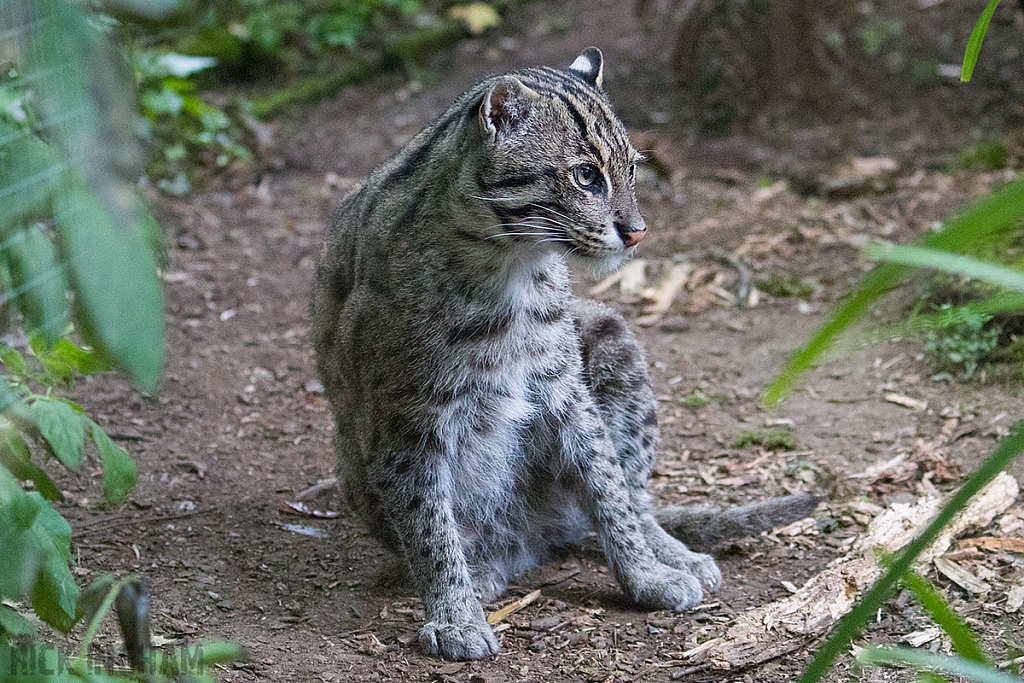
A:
[[447, 3, 499, 34], [902, 627, 941, 647], [280, 500, 341, 518], [1005, 583, 1024, 613], [952, 537, 1024, 553], [637, 261, 693, 326], [590, 258, 647, 296]]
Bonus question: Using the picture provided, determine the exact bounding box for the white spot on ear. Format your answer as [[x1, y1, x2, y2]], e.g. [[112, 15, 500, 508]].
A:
[[568, 47, 604, 89]]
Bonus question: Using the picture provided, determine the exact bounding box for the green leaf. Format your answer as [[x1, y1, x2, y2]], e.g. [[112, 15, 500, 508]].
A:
[[865, 243, 1024, 293], [0, 603, 35, 637], [30, 544, 77, 633], [900, 569, 988, 664], [1, 347, 28, 377], [141, 87, 185, 116], [0, 420, 62, 501], [29, 399, 84, 470], [198, 641, 247, 665], [858, 647, 1021, 683], [0, 121, 69, 232], [25, 0, 166, 392], [961, 0, 1002, 83], [89, 421, 136, 503], [35, 337, 111, 376], [3, 224, 70, 346], [0, 469, 44, 599], [0, 379, 19, 414], [798, 423, 1024, 683], [54, 187, 165, 392], [29, 0, 144, 195], [27, 497, 77, 633], [29, 334, 73, 387]]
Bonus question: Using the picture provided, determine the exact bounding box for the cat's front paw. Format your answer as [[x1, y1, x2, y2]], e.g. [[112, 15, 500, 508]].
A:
[[419, 619, 499, 660], [625, 564, 705, 612], [680, 551, 722, 592], [643, 520, 723, 592]]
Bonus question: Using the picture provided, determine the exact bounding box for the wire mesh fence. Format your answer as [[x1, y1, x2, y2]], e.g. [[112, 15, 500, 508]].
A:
[[0, 0, 165, 390]]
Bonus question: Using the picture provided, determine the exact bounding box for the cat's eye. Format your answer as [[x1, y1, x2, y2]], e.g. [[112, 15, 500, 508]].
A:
[[573, 163, 601, 189]]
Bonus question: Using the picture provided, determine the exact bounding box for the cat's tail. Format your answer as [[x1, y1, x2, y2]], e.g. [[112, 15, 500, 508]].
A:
[[654, 493, 819, 551]]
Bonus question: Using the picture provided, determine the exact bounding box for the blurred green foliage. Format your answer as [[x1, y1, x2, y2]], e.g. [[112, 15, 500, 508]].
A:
[[0, 0, 241, 678], [172, 0, 423, 77], [134, 50, 252, 193], [924, 309, 1002, 378]]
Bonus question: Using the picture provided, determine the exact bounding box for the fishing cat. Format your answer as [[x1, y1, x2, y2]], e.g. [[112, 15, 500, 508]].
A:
[[311, 48, 817, 660]]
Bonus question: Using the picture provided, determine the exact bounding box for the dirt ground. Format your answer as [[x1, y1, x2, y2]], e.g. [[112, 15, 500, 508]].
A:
[[53, 0, 1024, 681]]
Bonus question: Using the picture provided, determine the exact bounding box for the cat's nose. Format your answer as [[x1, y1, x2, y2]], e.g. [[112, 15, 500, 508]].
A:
[[615, 220, 646, 248]]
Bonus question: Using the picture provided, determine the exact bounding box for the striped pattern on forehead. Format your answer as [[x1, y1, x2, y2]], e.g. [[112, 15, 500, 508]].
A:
[[513, 66, 636, 169]]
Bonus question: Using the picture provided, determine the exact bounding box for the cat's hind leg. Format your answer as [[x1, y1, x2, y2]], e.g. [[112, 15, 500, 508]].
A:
[[573, 298, 721, 592]]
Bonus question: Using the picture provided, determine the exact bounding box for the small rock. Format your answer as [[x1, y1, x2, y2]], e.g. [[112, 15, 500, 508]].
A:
[[530, 615, 563, 631]]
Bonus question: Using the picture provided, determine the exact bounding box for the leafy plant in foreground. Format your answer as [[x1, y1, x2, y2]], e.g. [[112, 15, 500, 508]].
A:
[[1, 0, 162, 652], [779, 6, 1024, 683], [1, 0, 241, 678]]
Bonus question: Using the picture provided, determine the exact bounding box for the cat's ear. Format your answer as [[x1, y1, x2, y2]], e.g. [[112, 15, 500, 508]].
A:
[[479, 77, 538, 145], [568, 47, 603, 89]]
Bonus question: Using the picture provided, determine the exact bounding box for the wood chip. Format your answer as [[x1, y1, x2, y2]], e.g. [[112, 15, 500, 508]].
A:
[[902, 627, 941, 647], [952, 537, 1024, 553], [933, 557, 990, 594], [434, 661, 466, 675], [884, 393, 928, 411], [486, 589, 540, 625], [998, 654, 1024, 670], [1005, 583, 1024, 614], [678, 473, 1018, 671], [847, 501, 885, 516]]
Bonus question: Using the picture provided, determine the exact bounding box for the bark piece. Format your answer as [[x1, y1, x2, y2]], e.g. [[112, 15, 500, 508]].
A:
[[679, 472, 1019, 671]]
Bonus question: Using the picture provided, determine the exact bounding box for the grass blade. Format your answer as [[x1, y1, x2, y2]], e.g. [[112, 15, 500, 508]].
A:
[[901, 569, 988, 665], [798, 422, 1024, 683], [864, 243, 1024, 292], [836, 292, 1024, 351], [858, 646, 1023, 683], [762, 263, 904, 406], [961, 0, 1002, 83]]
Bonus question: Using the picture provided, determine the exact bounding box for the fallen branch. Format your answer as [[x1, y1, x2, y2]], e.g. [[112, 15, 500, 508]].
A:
[[680, 472, 1019, 671]]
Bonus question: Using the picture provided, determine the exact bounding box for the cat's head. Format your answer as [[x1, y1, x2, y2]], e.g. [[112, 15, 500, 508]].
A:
[[473, 48, 645, 273]]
